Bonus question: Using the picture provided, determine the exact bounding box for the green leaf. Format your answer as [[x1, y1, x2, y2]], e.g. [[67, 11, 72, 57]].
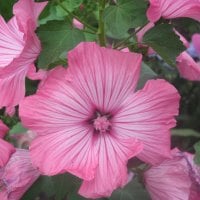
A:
[[171, 129, 200, 138], [59, 0, 83, 12], [0, 0, 15, 20], [194, 141, 200, 165], [136, 62, 157, 90], [143, 24, 185, 66], [9, 122, 27, 135], [109, 175, 150, 200], [104, 0, 148, 39], [37, 20, 85, 69]]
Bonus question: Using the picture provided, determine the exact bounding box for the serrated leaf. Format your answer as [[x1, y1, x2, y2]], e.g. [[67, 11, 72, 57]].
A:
[[143, 24, 185, 66], [110, 175, 150, 200], [9, 122, 27, 135], [137, 62, 157, 90], [194, 141, 200, 165], [37, 20, 85, 69], [171, 129, 200, 137], [104, 0, 148, 39]]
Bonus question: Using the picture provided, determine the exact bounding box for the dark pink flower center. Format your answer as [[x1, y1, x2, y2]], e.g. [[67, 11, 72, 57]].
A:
[[93, 116, 111, 133]]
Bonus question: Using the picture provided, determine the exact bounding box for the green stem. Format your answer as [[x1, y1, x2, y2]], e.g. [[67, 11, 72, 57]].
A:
[[98, 0, 106, 46], [57, 0, 97, 33]]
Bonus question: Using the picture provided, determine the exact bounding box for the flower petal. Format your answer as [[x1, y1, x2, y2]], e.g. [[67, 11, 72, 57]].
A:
[[176, 51, 200, 81], [79, 135, 143, 198], [68, 42, 142, 113], [113, 79, 180, 165], [0, 139, 15, 167], [0, 16, 24, 68]]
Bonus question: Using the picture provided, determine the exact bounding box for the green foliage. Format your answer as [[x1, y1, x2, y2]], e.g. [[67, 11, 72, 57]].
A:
[[109, 176, 150, 200], [104, 0, 148, 39], [171, 129, 200, 138], [136, 62, 157, 90], [37, 20, 85, 69], [59, 0, 83, 12], [9, 122, 27, 135], [143, 24, 185, 66], [194, 141, 200, 165], [0, 0, 15, 20]]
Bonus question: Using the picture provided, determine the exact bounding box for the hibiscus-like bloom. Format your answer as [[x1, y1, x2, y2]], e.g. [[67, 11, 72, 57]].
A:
[[19, 42, 180, 198], [0, 120, 15, 167], [144, 149, 200, 200], [0, 149, 40, 200], [176, 33, 200, 81], [0, 0, 47, 109], [147, 0, 200, 23]]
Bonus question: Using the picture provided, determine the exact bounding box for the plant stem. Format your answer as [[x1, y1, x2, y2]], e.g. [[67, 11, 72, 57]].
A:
[[57, 0, 97, 33], [98, 0, 106, 46]]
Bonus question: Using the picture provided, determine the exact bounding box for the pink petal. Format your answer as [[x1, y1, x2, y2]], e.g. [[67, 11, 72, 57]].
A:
[[27, 64, 47, 81], [147, 0, 200, 23], [0, 149, 40, 200], [68, 42, 142, 113], [0, 16, 24, 68], [144, 149, 192, 200], [0, 139, 15, 167], [79, 135, 143, 198], [176, 51, 200, 81], [0, 120, 9, 138], [192, 33, 200, 55], [174, 29, 190, 48], [113, 79, 180, 165], [13, 0, 48, 30], [73, 19, 84, 30]]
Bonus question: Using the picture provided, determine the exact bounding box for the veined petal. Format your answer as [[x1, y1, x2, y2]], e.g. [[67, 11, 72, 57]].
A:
[[13, 0, 48, 30], [79, 135, 143, 198], [30, 126, 98, 180], [113, 79, 180, 165], [0, 139, 15, 167], [0, 66, 28, 108], [177, 51, 200, 81], [147, 0, 200, 22], [68, 42, 142, 113], [0, 16, 24, 68]]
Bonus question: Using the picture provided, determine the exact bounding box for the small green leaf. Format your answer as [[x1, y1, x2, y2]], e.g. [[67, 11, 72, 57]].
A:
[[143, 24, 185, 66], [137, 62, 157, 90], [104, 0, 148, 39], [171, 129, 200, 138], [59, 0, 83, 12], [194, 141, 200, 165], [9, 122, 27, 135], [37, 20, 85, 69]]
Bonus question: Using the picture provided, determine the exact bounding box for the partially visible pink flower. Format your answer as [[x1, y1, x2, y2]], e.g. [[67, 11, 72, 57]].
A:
[[0, 120, 15, 167], [147, 0, 200, 23], [0, 149, 40, 200], [144, 149, 200, 200], [177, 52, 200, 81], [73, 19, 84, 30], [176, 33, 200, 81], [0, 0, 47, 109], [19, 42, 180, 198]]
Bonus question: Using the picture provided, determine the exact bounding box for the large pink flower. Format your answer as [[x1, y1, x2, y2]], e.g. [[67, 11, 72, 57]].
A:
[[147, 0, 200, 23], [144, 149, 200, 200], [0, 120, 15, 167], [19, 42, 180, 198], [0, 149, 40, 200], [0, 0, 47, 109]]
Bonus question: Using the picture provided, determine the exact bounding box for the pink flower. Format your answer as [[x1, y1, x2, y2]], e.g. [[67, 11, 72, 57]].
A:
[[0, 149, 40, 200], [73, 19, 84, 30], [0, 120, 15, 167], [0, 0, 47, 109], [147, 0, 200, 23], [176, 33, 200, 81], [19, 42, 180, 198], [144, 149, 200, 200]]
